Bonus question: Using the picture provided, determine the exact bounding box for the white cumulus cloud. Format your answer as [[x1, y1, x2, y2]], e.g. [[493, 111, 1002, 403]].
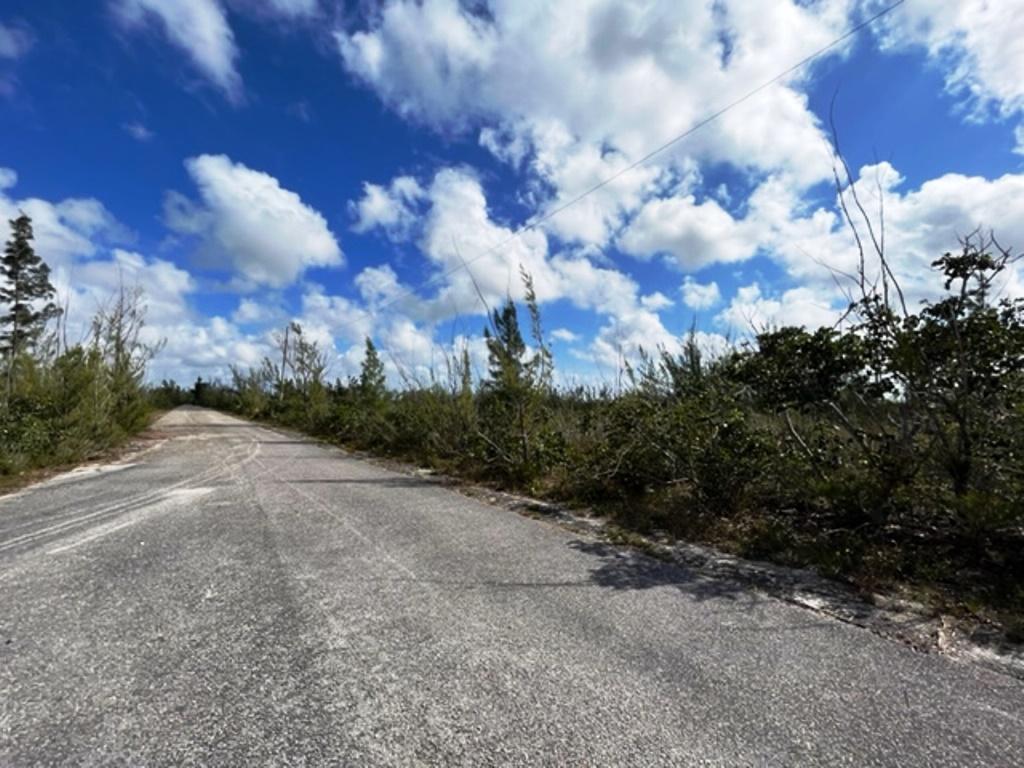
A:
[[754, 163, 1024, 307], [336, 0, 854, 251], [716, 283, 842, 333], [618, 192, 755, 269], [165, 154, 342, 288], [349, 175, 425, 240], [0, 178, 127, 268], [875, 0, 1024, 120], [681, 278, 721, 310], [70, 249, 195, 326], [640, 292, 674, 311]]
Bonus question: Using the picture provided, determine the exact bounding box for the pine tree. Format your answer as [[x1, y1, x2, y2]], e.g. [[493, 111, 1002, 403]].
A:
[[483, 299, 526, 390], [359, 337, 386, 401], [1, 214, 60, 395]]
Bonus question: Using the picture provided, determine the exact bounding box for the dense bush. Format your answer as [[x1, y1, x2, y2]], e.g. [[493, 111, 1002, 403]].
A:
[[202, 235, 1023, 628], [1, 216, 159, 476]]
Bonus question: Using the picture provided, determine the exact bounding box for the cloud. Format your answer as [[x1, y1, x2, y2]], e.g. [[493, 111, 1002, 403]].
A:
[[616, 159, 1024, 315], [165, 154, 342, 288], [112, 0, 329, 100], [753, 163, 1024, 307], [226, 0, 321, 19], [252, 0, 319, 17], [681, 278, 721, 310], [586, 304, 723, 374], [417, 167, 559, 317], [479, 125, 530, 167], [525, 120, 665, 247], [551, 328, 580, 343], [332, 0, 1024, 367], [87, 264, 267, 386], [123, 121, 154, 141], [223, 143, 1024, 387], [0, 177, 127, 268], [0, 165, 281, 384], [231, 296, 279, 325], [661, 161, 1024, 338], [43, 245, 205, 376], [299, 285, 374, 346], [618, 192, 755, 269], [336, 0, 850, 156], [288, 100, 313, 122], [0, 169, 186, 357], [336, 0, 497, 127], [113, 0, 242, 101], [0, 21, 33, 59], [716, 283, 842, 333], [333, 164, 706, 374], [640, 292, 674, 311], [147, 315, 271, 383], [355, 264, 402, 305], [377, 317, 442, 382], [349, 175, 424, 240], [69, 249, 195, 326], [336, 0, 854, 250], [875, 0, 1024, 120], [35, 1, 1019, 386], [544, 252, 705, 370]]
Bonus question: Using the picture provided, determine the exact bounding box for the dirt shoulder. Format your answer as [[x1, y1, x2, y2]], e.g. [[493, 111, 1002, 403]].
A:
[[0, 410, 170, 499]]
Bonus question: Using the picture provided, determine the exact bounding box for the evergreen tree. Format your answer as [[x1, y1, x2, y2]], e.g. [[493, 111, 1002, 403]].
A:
[[359, 337, 386, 401], [480, 297, 550, 483], [483, 299, 526, 390], [1, 214, 60, 394]]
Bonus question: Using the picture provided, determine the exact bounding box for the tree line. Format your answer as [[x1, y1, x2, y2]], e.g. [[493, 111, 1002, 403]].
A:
[[184, 237, 1024, 639], [0, 213, 158, 478], [4, 206, 1022, 638]]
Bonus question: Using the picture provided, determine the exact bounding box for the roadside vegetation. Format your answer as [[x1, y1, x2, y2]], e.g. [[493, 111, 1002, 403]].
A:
[[4, 204, 1022, 639], [0, 214, 159, 481], [185, 234, 1024, 639]]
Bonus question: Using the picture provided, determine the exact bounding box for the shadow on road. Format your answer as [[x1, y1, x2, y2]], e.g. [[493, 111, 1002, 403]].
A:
[[564, 539, 839, 633], [567, 539, 758, 604]]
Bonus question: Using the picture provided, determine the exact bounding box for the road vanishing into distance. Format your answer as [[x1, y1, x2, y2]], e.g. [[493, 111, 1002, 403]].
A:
[[2, 407, 1022, 766]]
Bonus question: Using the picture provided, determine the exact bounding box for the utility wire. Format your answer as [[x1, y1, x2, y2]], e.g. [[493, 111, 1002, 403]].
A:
[[376, 0, 906, 313]]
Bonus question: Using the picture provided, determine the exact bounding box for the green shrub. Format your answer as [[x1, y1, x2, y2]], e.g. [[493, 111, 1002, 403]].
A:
[[197, 245, 1024, 635]]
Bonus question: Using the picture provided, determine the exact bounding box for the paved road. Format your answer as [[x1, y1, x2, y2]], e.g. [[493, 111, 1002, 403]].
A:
[[2, 407, 1022, 766]]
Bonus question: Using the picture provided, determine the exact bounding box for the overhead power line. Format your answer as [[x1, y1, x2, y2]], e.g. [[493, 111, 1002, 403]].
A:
[[376, 0, 906, 314]]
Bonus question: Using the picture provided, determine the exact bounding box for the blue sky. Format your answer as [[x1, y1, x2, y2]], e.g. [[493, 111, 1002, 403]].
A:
[[2, 0, 1023, 385]]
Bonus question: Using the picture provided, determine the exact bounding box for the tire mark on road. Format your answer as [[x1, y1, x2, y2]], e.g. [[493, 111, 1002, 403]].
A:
[[46, 487, 216, 555], [0, 438, 261, 558]]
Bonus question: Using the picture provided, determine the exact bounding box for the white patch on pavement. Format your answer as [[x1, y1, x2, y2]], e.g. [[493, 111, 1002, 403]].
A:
[[46, 487, 215, 555], [48, 462, 139, 484]]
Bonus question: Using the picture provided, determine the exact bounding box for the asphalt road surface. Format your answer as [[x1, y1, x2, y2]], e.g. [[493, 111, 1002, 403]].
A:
[[2, 407, 1022, 766]]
